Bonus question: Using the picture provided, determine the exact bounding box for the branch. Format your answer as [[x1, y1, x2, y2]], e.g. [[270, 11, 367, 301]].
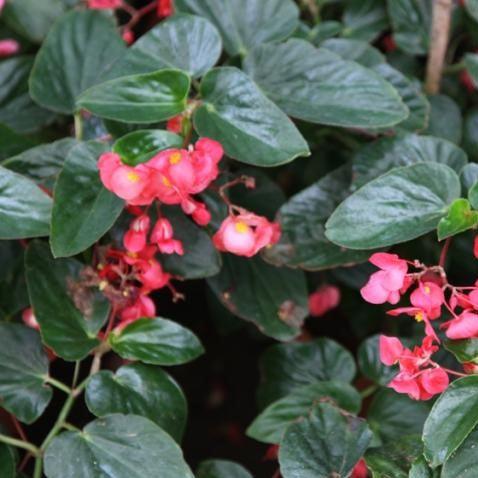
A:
[[425, 0, 454, 94]]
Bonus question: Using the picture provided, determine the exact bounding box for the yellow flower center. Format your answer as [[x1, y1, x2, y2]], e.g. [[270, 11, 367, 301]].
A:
[[162, 176, 172, 187], [235, 222, 249, 234], [424, 286, 431, 294], [127, 171, 140, 183], [169, 152, 182, 164], [415, 312, 424, 322]]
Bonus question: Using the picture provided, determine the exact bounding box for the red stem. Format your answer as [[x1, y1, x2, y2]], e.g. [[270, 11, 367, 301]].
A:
[[439, 237, 452, 268]]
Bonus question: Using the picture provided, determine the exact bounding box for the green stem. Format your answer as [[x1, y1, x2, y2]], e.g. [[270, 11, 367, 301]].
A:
[[44, 376, 73, 395], [33, 456, 43, 478], [72, 361, 81, 389], [74, 112, 83, 141], [0, 433, 39, 456], [444, 61, 465, 74], [360, 385, 378, 399]]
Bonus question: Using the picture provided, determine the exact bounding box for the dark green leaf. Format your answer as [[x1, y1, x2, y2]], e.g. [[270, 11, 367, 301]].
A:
[[342, 0, 388, 41], [279, 403, 372, 478], [207, 255, 308, 341], [2, 138, 78, 189], [50, 141, 124, 257], [0, 166, 52, 239], [464, 53, 478, 88], [30, 10, 126, 114], [85, 363, 187, 442], [109, 317, 204, 366], [247, 381, 361, 444], [0, 323, 52, 424], [425, 95, 462, 145], [463, 107, 478, 162], [441, 427, 478, 478], [0, 443, 16, 478], [264, 165, 370, 271], [326, 162, 461, 249], [0, 124, 37, 161], [358, 335, 396, 386], [409, 456, 435, 478], [469, 181, 478, 210], [111, 14, 221, 78], [44, 414, 194, 478], [25, 241, 101, 361], [194, 67, 309, 167], [351, 133, 468, 190], [175, 0, 299, 56], [244, 40, 407, 128], [196, 460, 252, 478], [113, 130, 182, 166], [444, 339, 478, 363], [257, 338, 356, 408], [77, 69, 190, 123], [437, 198, 478, 240], [423, 376, 478, 467]]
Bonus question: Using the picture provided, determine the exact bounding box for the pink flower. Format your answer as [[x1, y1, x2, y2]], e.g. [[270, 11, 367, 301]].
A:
[[379, 335, 403, 366], [157, 0, 174, 17], [410, 282, 444, 319], [351, 458, 368, 478], [213, 213, 281, 257], [136, 258, 171, 292], [151, 218, 184, 255], [444, 311, 478, 339], [122, 29, 135, 45], [119, 295, 156, 325], [360, 253, 408, 305], [123, 215, 150, 253], [22, 307, 39, 330], [180, 197, 211, 226], [88, 0, 122, 9], [387, 307, 439, 342], [0, 39, 20, 58], [308, 285, 340, 317], [474, 236, 478, 259], [0, 0, 5, 13]]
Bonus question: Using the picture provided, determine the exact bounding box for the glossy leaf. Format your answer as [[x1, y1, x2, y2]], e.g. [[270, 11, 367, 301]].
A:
[[441, 427, 478, 478], [342, 0, 388, 41], [0, 166, 52, 239], [50, 141, 124, 257], [259, 339, 355, 408], [243, 40, 408, 128], [196, 460, 253, 478], [2, 138, 78, 189], [175, 0, 299, 56], [264, 165, 370, 271], [278, 403, 372, 478], [30, 10, 126, 114], [321, 37, 385, 67], [351, 133, 468, 190], [358, 335, 396, 386], [0, 323, 52, 424], [25, 241, 101, 361], [207, 255, 308, 341], [111, 14, 221, 78], [247, 381, 361, 444], [445, 339, 478, 363], [85, 363, 187, 442], [437, 198, 478, 241], [325, 162, 461, 249], [113, 130, 182, 166], [109, 318, 204, 366], [194, 67, 310, 167], [423, 376, 478, 467], [44, 414, 194, 478], [77, 69, 190, 123]]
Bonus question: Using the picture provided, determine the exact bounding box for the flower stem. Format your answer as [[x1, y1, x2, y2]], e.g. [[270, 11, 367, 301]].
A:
[[439, 237, 452, 268], [74, 112, 83, 141], [33, 456, 43, 478]]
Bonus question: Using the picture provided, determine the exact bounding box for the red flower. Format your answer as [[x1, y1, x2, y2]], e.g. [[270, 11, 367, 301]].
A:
[[151, 218, 184, 255], [157, 0, 174, 17], [308, 285, 340, 317], [379, 335, 403, 366], [167, 115, 183, 133], [0, 39, 20, 58], [443, 311, 478, 339], [123, 215, 151, 253], [410, 282, 444, 319], [87, 0, 122, 9], [351, 458, 368, 478], [122, 29, 135, 45], [119, 295, 156, 326]]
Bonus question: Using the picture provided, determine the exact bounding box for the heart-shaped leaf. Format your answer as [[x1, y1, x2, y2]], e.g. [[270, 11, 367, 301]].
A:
[[325, 162, 461, 249], [77, 69, 190, 123], [85, 363, 187, 442], [50, 141, 124, 257], [109, 317, 204, 366], [44, 414, 194, 478], [437, 198, 478, 241], [194, 67, 310, 167]]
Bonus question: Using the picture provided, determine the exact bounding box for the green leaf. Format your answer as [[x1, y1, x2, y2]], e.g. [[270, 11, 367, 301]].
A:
[[161, 206, 222, 279], [465, 0, 478, 22], [425, 95, 462, 145], [437, 198, 478, 240], [44, 414, 194, 478], [77, 69, 190, 123], [257, 338, 356, 408], [367, 389, 430, 443], [342, 0, 388, 41], [113, 129, 183, 166], [207, 255, 308, 341], [111, 14, 221, 78], [325, 162, 461, 250], [387, 0, 431, 55], [247, 381, 361, 444], [445, 339, 478, 363], [0, 124, 37, 161], [109, 317, 204, 366], [366, 435, 423, 478], [25, 241, 101, 361], [351, 133, 468, 190], [358, 335, 396, 386], [29, 10, 126, 114], [423, 376, 478, 467], [0, 323, 52, 424], [2, 0, 65, 43], [464, 53, 478, 88], [409, 456, 435, 478], [194, 67, 309, 167], [243, 40, 408, 128], [264, 165, 370, 271], [321, 37, 385, 67], [2, 138, 78, 190], [279, 403, 372, 478], [463, 107, 478, 162], [0, 443, 16, 478], [461, 163, 478, 190], [0, 56, 56, 134], [85, 363, 187, 443], [175, 0, 299, 56], [441, 426, 478, 478], [196, 460, 253, 478], [0, 166, 52, 239], [50, 141, 124, 257]]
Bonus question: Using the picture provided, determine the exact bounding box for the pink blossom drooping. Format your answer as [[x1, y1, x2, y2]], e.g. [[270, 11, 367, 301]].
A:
[[308, 285, 341, 317]]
